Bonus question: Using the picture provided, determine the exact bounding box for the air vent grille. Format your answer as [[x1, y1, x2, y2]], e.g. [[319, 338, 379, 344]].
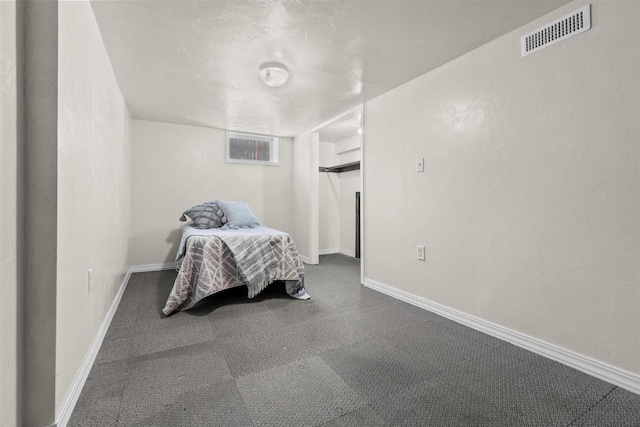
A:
[[521, 5, 591, 57]]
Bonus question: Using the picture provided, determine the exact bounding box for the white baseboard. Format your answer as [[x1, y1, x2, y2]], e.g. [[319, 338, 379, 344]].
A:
[[339, 249, 356, 257], [56, 261, 180, 426], [317, 249, 356, 257], [56, 270, 132, 427], [129, 262, 177, 273], [299, 255, 311, 264], [319, 248, 339, 255], [364, 278, 640, 396]]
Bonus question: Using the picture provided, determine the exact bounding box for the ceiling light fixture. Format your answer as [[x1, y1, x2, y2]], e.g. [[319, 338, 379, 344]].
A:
[[259, 62, 289, 88]]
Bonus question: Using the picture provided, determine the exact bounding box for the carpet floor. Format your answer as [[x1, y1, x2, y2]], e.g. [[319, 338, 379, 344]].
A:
[[69, 254, 640, 426]]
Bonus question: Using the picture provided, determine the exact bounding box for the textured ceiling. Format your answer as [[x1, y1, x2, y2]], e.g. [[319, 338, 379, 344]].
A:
[[90, 0, 570, 137], [317, 108, 361, 143]]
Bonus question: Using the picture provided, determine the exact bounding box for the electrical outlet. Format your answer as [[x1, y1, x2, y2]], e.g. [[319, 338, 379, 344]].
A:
[[88, 268, 93, 293], [417, 245, 425, 261], [416, 157, 424, 173]]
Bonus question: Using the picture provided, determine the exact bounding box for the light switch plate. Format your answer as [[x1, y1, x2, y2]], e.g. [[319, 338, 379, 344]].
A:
[[417, 245, 425, 261], [416, 157, 424, 173]]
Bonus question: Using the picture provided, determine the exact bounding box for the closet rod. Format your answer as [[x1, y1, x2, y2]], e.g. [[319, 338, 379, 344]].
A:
[[319, 161, 360, 173]]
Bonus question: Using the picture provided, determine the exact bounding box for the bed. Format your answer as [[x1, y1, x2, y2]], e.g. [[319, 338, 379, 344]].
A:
[[162, 225, 307, 316]]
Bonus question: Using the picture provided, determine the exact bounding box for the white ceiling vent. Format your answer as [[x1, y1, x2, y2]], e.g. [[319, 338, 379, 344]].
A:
[[521, 5, 591, 57]]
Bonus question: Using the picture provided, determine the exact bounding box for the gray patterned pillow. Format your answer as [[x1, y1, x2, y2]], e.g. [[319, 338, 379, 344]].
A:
[[179, 201, 227, 229]]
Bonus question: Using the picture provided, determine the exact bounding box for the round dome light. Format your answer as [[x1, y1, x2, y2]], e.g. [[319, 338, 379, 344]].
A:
[[259, 62, 289, 88]]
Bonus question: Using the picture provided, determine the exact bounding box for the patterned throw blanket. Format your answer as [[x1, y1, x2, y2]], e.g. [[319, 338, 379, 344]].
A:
[[162, 226, 305, 316], [218, 233, 277, 298]]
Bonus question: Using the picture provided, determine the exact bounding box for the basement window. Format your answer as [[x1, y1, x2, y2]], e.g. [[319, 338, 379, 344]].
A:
[[226, 131, 280, 166]]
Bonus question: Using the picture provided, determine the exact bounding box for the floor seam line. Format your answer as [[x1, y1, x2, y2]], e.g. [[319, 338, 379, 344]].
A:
[[567, 385, 617, 426]]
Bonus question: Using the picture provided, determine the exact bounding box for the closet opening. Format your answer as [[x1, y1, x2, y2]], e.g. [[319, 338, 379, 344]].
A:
[[313, 106, 363, 268]]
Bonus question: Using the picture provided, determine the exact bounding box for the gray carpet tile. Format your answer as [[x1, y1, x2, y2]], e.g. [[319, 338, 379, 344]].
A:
[[370, 373, 524, 426], [319, 337, 441, 403], [304, 265, 360, 285], [100, 302, 219, 363], [570, 387, 640, 426], [208, 306, 288, 340], [501, 341, 559, 366], [320, 405, 387, 426], [128, 317, 217, 358], [342, 298, 435, 335], [501, 342, 620, 391], [102, 294, 139, 342], [69, 253, 640, 426], [126, 272, 175, 319], [103, 309, 138, 342], [454, 347, 617, 426], [134, 307, 214, 335], [68, 359, 128, 427], [132, 285, 175, 322], [280, 311, 380, 355], [378, 321, 495, 371], [115, 282, 144, 310], [219, 325, 313, 378], [126, 380, 254, 427], [312, 280, 398, 311], [383, 297, 446, 322], [303, 259, 362, 299], [119, 341, 232, 425], [266, 296, 338, 324], [94, 335, 131, 365], [133, 269, 178, 285], [236, 356, 365, 427], [435, 315, 509, 348]]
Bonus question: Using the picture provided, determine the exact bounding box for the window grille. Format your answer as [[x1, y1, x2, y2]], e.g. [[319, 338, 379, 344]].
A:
[[226, 131, 279, 165]]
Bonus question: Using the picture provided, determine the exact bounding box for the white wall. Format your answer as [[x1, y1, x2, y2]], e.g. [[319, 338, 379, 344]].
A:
[[335, 135, 361, 257], [339, 170, 360, 257], [364, 0, 640, 375], [335, 134, 360, 156], [56, 0, 132, 417], [335, 134, 361, 165], [131, 120, 295, 265], [317, 135, 362, 258], [0, 1, 24, 425], [23, 2, 59, 425], [292, 131, 319, 263], [319, 141, 340, 253]]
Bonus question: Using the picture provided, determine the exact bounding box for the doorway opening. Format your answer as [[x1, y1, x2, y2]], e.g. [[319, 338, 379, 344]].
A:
[[313, 106, 363, 275]]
